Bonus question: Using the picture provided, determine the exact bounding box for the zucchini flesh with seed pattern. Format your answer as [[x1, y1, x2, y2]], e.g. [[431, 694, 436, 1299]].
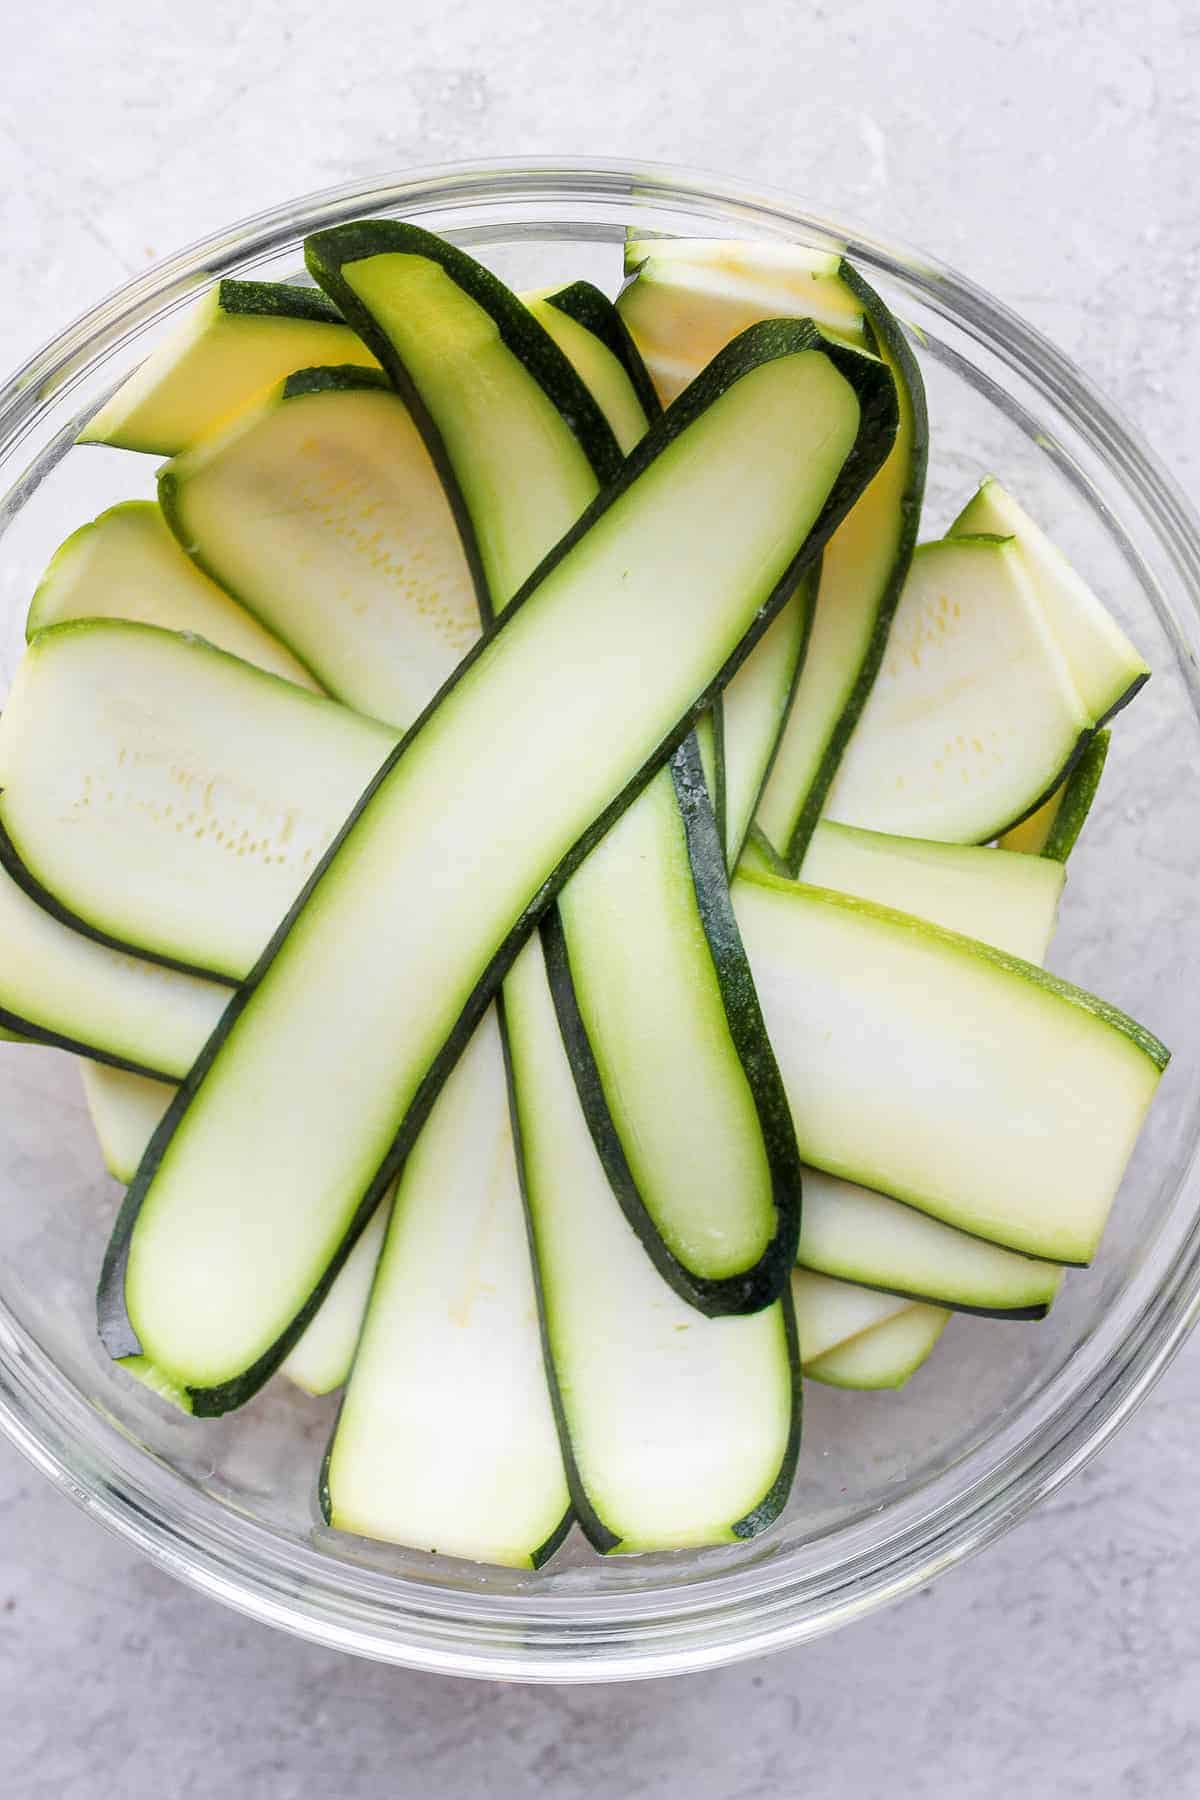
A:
[[94, 298, 888, 1412]]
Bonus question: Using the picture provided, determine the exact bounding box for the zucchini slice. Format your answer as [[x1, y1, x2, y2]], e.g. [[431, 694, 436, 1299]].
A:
[[0, 622, 396, 981], [503, 936, 799, 1553], [27, 501, 320, 689], [999, 729, 1110, 861], [825, 537, 1094, 843], [96, 299, 891, 1411], [791, 1270, 909, 1363], [950, 477, 1149, 724], [734, 871, 1168, 1263], [797, 1168, 1062, 1317], [620, 236, 928, 870], [806, 1303, 950, 1389], [322, 1006, 568, 1564], [719, 576, 814, 871], [78, 279, 378, 455], [81, 1062, 175, 1183]]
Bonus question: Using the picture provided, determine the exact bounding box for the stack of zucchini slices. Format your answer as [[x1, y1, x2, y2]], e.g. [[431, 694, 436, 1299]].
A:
[[0, 223, 1164, 1568]]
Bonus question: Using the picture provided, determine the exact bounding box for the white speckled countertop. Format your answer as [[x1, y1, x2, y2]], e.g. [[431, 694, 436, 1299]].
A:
[[2, 2, 1199, 1791]]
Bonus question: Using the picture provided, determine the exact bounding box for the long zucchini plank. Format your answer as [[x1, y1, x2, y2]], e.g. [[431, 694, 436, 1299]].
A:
[[824, 537, 1095, 843], [950, 478, 1148, 725], [502, 934, 799, 1552], [620, 236, 928, 871], [999, 729, 1110, 861], [195, 230, 825, 1313], [792, 1269, 909, 1363], [719, 575, 814, 871], [27, 501, 320, 688], [95, 310, 890, 1412], [735, 870, 1168, 1263], [323, 1007, 570, 1564], [807, 1302, 951, 1390], [79, 279, 379, 454]]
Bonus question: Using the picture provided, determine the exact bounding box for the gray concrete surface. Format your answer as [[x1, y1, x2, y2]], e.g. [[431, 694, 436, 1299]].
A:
[[2, 1, 1199, 1793]]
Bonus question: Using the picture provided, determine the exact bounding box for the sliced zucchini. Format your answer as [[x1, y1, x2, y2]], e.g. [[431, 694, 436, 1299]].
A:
[[791, 1269, 909, 1364], [79, 279, 378, 455], [734, 871, 1168, 1263], [81, 1062, 175, 1183], [323, 1007, 568, 1564], [503, 936, 799, 1552], [160, 366, 482, 726], [797, 1167, 1062, 1316], [825, 537, 1094, 843], [719, 577, 814, 871], [96, 302, 891, 1412], [0, 622, 396, 981], [524, 283, 654, 456], [806, 1303, 950, 1389], [798, 819, 1065, 965], [27, 501, 321, 688], [280, 1202, 393, 1397], [0, 851, 225, 1077], [1000, 729, 1110, 861], [950, 477, 1149, 724], [620, 237, 928, 871]]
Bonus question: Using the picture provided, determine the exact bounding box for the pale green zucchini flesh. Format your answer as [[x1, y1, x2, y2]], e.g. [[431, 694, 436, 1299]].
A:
[[322, 1007, 569, 1565], [81, 1062, 176, 1184], [719, 579, 813, 871], [27, 500, 320, 688], [96, 291, 890, 1411], [735, 872, 1168, 1263], [78, 279, 378, 455], [503, 936, 800, 1552], [950, 477, 1149, 725], [825, 537, 1094, 843], [806, 1303, 950, 1389], [791, 1270, 910, 1364], [1000, 729, 1110, 861]]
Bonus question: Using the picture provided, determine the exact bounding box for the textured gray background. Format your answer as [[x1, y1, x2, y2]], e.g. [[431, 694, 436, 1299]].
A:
[[1, 1, 1199, 1794]]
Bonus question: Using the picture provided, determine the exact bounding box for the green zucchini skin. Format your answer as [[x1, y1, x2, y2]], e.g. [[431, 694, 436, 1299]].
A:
[[216, 279, 344, 324], [780, 277, 929, 872], [1042, 729, 1111, 861], [543, 279, 665, 425], [0, 818, 239, 987], [543, 733, 802, 1315], [97, 315, 898, 1413], [729, 1284, 802, 1540]]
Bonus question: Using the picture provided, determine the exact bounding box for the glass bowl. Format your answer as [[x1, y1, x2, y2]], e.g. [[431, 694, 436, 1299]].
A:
[[0, 157, 1198, 1682]]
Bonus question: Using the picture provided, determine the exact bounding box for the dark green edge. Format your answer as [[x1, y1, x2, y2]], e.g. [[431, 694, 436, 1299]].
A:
[[707, 700, 728, 860], [542, 279, 665, 425], [0, 999, 177, 1079], [542, 734, 803, 1315], [97, 313, 897, 1413], [780, 269, 930, 873], [216, 278, 345, 325], [730, 1280, 803, 1541], [724, 559, 819, 872], [1042, 728, 1111, 862], [0, 815, 240, 988]]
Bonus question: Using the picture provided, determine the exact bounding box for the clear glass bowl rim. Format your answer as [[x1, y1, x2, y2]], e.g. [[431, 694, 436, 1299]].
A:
[[1, 154, 1199, 1682]]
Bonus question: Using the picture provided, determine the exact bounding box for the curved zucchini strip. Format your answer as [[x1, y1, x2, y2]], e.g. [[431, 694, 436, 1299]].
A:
[[81, 1062, 176, 1183], [504, 936, 799, 1553], [0, 623, 396, 981], [78, 279, 378, 454], [95, 300, 891, 1413], [302, 232, 858, 1314], [322, 1008, 569, 1565], [806, 1302, 950, 1389], [825, 537, 1095, 843], [950, 478, 1148, 725], [736, 871, 1168, 1263], [719, 574, 814, 871], [27, 501, 321, 688], [620, 238, 928, 871], [797, 1168, 1062, 1317], [1000, 729, 1110, 861]]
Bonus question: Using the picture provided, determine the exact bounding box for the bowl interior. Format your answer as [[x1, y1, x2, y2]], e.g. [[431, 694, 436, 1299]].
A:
[[0, 163, 1198, 1677]]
